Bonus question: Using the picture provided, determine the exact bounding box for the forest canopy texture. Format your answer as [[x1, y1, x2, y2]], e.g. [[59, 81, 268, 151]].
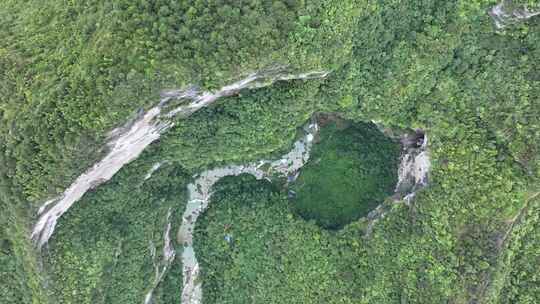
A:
[[1, 0, 540, 304]]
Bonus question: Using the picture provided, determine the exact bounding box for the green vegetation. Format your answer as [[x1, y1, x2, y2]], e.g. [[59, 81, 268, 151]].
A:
[[0, 1, 356, 302], [1, 0, 540, 303], [44, 154, 189, 304], [498, 203, 540, 304], [505, 0, 540, 10], [157, 80, 322, 170], [0, 207, 47, 304], [194, 175, 348, 304], [0, 0, 355, 204], [291, 120, 400, 229], [483, 192, 540, 304]]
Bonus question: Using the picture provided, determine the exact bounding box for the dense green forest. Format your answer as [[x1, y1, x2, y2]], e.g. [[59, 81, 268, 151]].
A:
[[1, 0, 539, 303], [195, 175, 347, 303], [45, 154, 189, 304], [290, 120, 400, 229]]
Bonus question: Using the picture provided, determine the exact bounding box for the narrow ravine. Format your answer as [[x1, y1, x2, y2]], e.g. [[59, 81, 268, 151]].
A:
[[144, 162, 165, 181], [178, 122, 319, 304], [32, 68, 328, 248], [143, 208, 176, 304]]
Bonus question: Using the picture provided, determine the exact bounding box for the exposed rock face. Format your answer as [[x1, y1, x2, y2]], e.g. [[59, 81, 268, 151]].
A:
[[32, 106, 167, 248], [144, 162, 164, 181], [489, 1, 540, 29], [395, 130, 430, 200], [365, 129, 430, 236], [180, 120, 430, 303], [32, 68, 328, 248], [369, 123, 430, 199]]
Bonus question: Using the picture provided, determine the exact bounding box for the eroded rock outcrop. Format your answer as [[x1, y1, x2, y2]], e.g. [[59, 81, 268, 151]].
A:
[[489, 0, 540, 29], [365, 128, 430, 236], [32, 67, 328, 248]]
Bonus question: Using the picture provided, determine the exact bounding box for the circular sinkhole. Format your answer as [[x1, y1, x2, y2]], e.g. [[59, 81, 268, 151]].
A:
[[288, 115, 401, 230]]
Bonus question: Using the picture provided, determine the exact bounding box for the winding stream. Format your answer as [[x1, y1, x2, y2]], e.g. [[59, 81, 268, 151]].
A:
[[177, 124, 431, 304], [32, 68, 328, 248], [178, 122, 318, 304], [30, 63, 432, 304]]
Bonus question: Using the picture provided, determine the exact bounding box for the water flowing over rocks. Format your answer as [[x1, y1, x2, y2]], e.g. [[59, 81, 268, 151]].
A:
[[180, 122, 430, 302], [179, 122, 319, 304], [32, 67, 328, 248]]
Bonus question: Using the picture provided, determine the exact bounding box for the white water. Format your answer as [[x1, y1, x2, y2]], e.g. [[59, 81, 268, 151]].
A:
[[180, 125, 431, 302], [32, 69, 329, 248], [490, 1, 540, 29], [144, 208, 176, 304], [179, 122, 318, 304]]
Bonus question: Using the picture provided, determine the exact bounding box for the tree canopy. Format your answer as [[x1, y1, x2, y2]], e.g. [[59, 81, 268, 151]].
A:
[[1, 1, 539, 303]]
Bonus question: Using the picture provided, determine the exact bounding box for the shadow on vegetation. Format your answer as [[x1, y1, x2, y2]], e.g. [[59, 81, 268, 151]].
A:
[[289, 114, 401, 230]]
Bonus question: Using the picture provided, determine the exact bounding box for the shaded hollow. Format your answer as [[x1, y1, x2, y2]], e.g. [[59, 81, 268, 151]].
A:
[[289, 117, 400, 230]]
